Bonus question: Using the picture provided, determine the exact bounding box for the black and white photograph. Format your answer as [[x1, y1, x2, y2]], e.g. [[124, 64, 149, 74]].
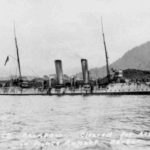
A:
[[0, 0, 150, 149]]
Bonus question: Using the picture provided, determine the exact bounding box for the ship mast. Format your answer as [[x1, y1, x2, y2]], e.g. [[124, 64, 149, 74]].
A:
[[14, 22, 22, 79], [101, 18, 110, 78]]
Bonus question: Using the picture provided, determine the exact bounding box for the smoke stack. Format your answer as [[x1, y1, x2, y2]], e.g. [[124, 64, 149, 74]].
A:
[[81, 59, 89, 84], [55, 60, 63, 84]]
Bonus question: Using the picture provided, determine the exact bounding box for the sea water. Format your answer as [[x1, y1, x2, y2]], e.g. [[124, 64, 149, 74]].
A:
[[0, 95, 150, 150]]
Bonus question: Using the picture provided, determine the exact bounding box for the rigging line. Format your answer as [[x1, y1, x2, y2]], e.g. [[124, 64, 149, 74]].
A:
[[25, 65, 39, 78], [8, 55, 17, 61], [8, 55, 39, 77]]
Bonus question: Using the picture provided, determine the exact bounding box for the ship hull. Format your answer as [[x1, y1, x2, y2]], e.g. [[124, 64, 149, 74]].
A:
[[0, 83, 150, 96], [0, 91, 150, 96]]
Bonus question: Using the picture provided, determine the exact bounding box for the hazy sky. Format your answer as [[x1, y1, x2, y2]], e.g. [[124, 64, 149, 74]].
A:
[[0, 0, 150, 77]]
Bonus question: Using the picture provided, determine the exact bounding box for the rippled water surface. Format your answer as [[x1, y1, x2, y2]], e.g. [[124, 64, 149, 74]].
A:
[[0, 95, 150, 150]]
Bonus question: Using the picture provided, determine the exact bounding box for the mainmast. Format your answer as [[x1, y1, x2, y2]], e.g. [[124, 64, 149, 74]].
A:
[[101, 18, 110, 78], [14, 22, 22, 79]]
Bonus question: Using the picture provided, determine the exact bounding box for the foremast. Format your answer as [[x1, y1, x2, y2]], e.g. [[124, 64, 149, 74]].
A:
[[14, 23, 22, 80], [101, 18, 110, 79]]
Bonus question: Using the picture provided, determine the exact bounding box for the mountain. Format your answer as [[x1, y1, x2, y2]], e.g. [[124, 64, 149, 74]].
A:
[[111, 41, 150, 70], [77, 41, 150, 79]]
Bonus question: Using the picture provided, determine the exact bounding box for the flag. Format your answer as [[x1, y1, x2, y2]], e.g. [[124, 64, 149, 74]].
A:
[[4, 56, 9, 66]]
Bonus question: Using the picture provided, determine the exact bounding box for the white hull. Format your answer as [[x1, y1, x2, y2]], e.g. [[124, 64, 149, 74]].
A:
[[0, 82, 150, 95]]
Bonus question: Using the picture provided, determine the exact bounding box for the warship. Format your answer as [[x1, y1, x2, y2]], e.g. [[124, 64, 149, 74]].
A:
[[1, 21, 150, 96]]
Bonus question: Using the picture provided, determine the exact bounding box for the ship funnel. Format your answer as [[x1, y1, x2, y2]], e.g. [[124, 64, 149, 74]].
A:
[[55, 60, 63, 84], [81, 59, 89, 84]]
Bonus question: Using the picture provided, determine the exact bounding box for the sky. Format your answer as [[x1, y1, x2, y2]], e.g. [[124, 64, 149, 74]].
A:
[[0, 0, 150, 77]]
